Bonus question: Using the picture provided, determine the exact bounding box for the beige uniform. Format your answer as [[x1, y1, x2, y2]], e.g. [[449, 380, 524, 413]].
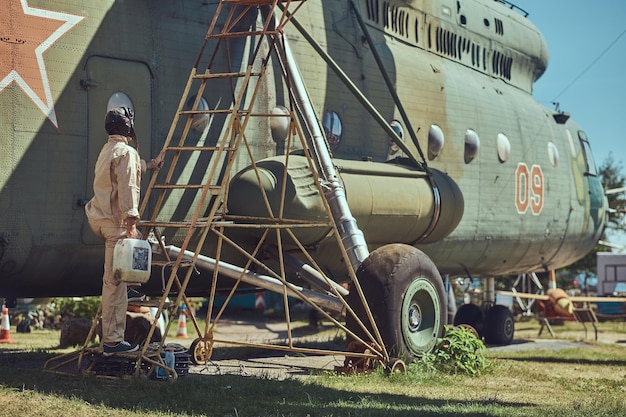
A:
[[85, 134, 142, 344]]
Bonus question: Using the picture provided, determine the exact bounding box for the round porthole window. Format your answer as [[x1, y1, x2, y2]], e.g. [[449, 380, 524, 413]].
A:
[[388, 120, 405, 157], [107, 92, 134, 114], [464, 129, 480, 163], [496, 133, 510, 163], [270, 105, 290, 143], [185, 95, 210, 133], [428, 124, 445, 160], [323, 111, 342, 149]]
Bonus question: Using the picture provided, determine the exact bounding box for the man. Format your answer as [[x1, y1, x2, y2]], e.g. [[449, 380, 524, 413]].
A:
[[85, 107, 164, 356]]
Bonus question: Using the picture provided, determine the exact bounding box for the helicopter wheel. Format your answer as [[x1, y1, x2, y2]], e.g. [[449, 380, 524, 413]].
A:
[[347, 243, 447, 361], [189, 338, 213, 365], [453, 303, 484, 336], [483, 305, 514, 345]]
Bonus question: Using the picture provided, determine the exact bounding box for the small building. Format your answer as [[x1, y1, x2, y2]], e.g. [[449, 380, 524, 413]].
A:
[[597, 253, 626, 295]]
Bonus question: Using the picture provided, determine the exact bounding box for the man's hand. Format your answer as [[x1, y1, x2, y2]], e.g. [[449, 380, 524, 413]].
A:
[[146, 149, 166, 170], [125, 217, 141, 239]]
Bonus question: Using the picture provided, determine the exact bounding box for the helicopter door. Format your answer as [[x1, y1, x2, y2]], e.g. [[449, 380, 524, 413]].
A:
[[81, 57, 152, 244]]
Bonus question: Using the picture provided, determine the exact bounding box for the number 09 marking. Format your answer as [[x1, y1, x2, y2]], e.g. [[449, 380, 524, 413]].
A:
[[515, 163, 544, 215]]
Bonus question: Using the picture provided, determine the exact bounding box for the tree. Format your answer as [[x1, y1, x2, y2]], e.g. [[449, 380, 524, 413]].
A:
[[600, 152, 626, 233]]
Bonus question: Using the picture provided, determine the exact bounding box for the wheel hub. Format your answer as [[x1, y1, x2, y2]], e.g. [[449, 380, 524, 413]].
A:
[[401, 277, 441, 356], [407, 303, 422, 331]]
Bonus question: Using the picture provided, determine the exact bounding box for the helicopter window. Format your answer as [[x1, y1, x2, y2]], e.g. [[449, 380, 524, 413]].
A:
[[270, 105, 290, 144], [387, 120, 404, 158], [578, 131, 597, 176], [184, 95, 210, 133], [390, 120, 404, 139], [565, 129, 577, 157], [107, 92, 134, 113], [547, 142, 559, 167], [428, 124, 445, 160], [464, 129, 480, 164], [496, 133, 510, 163], [323, 111, 342, 150]]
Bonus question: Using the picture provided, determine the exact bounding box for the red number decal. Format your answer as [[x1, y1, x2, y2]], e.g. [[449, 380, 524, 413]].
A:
[[516, 163, 543, 215], [515, 163, 529, 214], [530, 165, 544, 215]]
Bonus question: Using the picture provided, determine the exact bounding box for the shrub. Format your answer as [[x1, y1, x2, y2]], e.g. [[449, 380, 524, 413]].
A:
[[420, 325, 490, 376], [53, 297, 101, 320]]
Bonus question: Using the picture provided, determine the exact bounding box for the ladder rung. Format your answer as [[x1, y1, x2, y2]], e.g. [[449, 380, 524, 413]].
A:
[[140, 215, 223, 228], [152, 185, 223, 194], [165, 146, 237, 152], [151, 260, 197, 268], [140, 220, 211, 228], [179, 109, 248, 116], [192, 71, 261, 80], [128, 299, 175, 309], [221, 0, 294, 4], [210, 30, 281, 40]]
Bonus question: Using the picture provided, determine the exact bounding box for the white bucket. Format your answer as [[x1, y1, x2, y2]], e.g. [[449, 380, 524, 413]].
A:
[[113, 238, 152, 283]]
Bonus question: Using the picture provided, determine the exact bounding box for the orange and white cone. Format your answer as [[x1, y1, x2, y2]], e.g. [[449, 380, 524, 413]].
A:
[[0, 305, 14, 344], [176, 304, 188, 339], [255, 291, 266, 312], [549, 269, 557, 290]]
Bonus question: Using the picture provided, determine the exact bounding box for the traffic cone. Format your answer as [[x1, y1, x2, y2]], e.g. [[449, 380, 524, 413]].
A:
[[254, 291, 266, 312], [176, 304, 188, 338], [0, 305, 14, 344], [549, 269, 557, 290]]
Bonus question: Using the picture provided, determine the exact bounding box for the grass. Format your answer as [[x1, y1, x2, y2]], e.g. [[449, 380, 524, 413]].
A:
[[1, 316, 626, 416]]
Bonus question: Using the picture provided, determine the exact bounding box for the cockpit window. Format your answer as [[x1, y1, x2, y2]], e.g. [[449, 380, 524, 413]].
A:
[[578, 131, 597, 176]]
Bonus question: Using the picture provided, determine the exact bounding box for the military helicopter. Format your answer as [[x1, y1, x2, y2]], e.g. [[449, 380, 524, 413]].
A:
[[0, 0, 607, 363]]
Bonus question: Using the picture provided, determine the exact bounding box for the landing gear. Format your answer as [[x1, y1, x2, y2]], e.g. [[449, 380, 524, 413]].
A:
[[453, 303, 483, 335], [483, 305, 514, 345], [347, 243, 447, 361], [452, 304, 514, 345]]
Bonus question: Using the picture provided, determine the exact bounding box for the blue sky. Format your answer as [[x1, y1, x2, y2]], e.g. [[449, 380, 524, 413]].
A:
[[519, 1, 626, 251], [521, 1, 625, 169]]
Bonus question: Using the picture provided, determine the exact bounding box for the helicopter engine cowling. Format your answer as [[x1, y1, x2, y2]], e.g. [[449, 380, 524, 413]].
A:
[[227, 155, 464, 247]]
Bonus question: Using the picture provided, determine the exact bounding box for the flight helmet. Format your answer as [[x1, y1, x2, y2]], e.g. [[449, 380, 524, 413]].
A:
[[105, 107, 136, 140]]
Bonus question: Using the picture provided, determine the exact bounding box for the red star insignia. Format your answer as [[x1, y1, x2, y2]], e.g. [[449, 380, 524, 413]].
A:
[[0, 0, 84, 128]]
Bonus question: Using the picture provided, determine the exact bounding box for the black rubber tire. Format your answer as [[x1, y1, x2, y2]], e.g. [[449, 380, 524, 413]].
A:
[[453, 303, 484, 335], [346, 243, 447, 361], [483, 305, 515, 345]]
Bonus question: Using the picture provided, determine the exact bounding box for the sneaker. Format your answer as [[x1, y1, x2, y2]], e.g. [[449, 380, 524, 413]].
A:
[[103, 341, 139, 356], [127, 288, 146, 302]]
